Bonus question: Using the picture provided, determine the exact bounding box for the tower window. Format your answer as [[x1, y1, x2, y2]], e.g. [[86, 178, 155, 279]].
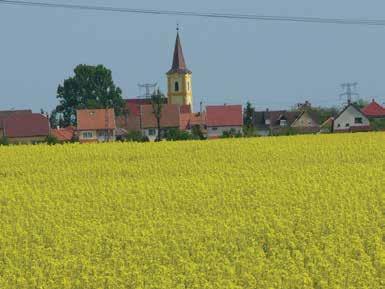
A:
[[174, 81, 179, 92], [188, 81, 190, 91]]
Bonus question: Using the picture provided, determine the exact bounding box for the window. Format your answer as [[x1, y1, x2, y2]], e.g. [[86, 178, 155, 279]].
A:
[[212, 127, 218, 131], [345, 123, 350, 127], [280, 119, 287, 127], [265, 119, 271, 125], [149, 129, 156, 136], [82, 132, 93, 139], [355, 117, 363, 124], [174, 81, 179, 92], [187, 81, 190, 91], [337, 124, 341, 128]]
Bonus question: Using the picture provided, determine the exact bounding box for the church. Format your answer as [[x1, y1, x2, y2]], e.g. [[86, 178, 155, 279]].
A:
[[166, 27, 193, 109], [116, 28, 243, 140]]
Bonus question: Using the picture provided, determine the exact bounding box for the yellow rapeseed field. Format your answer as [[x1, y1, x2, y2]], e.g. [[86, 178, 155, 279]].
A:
[[0, 133, 384, 288]]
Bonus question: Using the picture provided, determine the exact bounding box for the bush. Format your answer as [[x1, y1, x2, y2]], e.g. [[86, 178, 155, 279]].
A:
[[0, 136, 9, 146], [221, 128, 242, 138], [45, 135, 59, 145], [164, 128, 192, 141], [125, 131, 149, 142], [191, 125, 206, 140]]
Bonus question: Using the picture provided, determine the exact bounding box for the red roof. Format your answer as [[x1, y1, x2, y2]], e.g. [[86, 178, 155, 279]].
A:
[[51, 126, 75, 141], [179, 112, 206, 130], [124, 98, 153, 117], [206, 105, 243, 127], [361, 99, 385, 118], [3, 113, 49, 138], [0, 110, 32, 128], [77, 109, 116, 130], [140, 104, 181, 129]]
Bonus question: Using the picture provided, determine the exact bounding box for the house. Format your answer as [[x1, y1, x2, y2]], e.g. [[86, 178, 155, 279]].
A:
[[333, 102, 371, 132], [140, 104, 182, 141], [76, 109, 116, 143], [51, 126, 75, 142], [0, 113, 50, 144], [319, 117, 334, 133], [253, 109, 300, 136], [206, 105, 243, 138], [291, 110, 320, 133], [361, 99, 385, 119]]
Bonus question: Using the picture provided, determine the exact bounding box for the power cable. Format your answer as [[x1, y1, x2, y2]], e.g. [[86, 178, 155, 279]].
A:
[[1, 0, 385, 27]]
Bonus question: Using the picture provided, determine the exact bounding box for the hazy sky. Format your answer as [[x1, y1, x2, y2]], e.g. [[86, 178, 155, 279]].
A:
[[1, 0, 385, 112]]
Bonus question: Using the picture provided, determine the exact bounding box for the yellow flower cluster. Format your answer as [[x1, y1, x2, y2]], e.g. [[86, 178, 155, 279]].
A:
[[0, 133, 384, 288]]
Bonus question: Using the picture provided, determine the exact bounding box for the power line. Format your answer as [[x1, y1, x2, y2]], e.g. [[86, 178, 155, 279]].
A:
[[1, 0, 385, 27]]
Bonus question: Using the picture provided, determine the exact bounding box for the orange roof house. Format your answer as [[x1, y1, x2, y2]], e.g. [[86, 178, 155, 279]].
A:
[[51, 126, 75, 142], [361, 99, 385, 118], [76, 109, 116, 143], [206, 105, 243, 138], [140, 104, 184, 141]]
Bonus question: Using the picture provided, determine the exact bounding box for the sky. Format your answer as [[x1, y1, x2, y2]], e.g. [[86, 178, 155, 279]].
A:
[[1, 0, 385, 112]]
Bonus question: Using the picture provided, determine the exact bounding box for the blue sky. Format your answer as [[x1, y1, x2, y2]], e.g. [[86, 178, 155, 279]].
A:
[[1, 0, 385, 112]]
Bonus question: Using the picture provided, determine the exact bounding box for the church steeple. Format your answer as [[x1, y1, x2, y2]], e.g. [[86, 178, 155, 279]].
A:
[[168, 29, 191, 75], [166, 27, 193, 109]]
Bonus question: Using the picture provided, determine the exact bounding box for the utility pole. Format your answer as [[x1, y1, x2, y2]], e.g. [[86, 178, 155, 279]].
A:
[[340, 82, 359, 104], [138, 83, 157, 99]]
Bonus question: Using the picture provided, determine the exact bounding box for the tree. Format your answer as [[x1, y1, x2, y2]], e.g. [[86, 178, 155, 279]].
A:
[[151, 89, 165, 142], [56, 64, 124, 126], [243, 102, 255, 137]]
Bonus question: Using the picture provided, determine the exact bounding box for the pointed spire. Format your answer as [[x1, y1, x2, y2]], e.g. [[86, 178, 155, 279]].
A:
[[167, 26, 191, 74]]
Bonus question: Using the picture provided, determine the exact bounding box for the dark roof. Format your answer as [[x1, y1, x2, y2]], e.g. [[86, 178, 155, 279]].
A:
[[76, 109, 116, 130], [0, 110, 32, 128], [3, 113, 49, 138], [167, 32, 192, 75], [253, 110, 301, 128], [206, 105, 243, 127], [361, 99, 385, 118]]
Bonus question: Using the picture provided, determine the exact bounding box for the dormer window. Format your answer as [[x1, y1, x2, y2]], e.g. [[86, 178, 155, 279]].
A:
[[265, 119, 271, 125], [174, 81, 179, 92], [280, 119, 287, 127]]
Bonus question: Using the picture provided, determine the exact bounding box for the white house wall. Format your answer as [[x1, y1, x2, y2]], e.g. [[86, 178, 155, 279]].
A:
[[207, 126, 242, 138], [334, 106, 370, 131]]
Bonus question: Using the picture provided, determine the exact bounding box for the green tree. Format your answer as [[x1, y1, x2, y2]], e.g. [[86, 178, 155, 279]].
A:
[[243, 102, 255, 137], [151, 89, 165, 142], [56, 64, 124, 126]]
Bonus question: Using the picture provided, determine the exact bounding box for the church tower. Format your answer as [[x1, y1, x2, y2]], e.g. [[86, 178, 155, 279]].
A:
[[167, 28, 193, 109]]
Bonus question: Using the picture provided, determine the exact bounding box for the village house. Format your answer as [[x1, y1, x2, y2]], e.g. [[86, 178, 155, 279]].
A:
[[206, 105, 243, 138], [333, 102, 370, 132], [291, 110, 320, 133], [361, 99, 385, 119], [76, 108, 116, 143], [51, 126, 75, 142], [140, 104, 183, 141], [0, 112, 50, 144], [253, 109, 300, 136]]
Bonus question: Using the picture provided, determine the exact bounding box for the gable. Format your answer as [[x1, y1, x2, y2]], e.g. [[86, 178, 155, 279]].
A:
[[291, 111, 320, 128]]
